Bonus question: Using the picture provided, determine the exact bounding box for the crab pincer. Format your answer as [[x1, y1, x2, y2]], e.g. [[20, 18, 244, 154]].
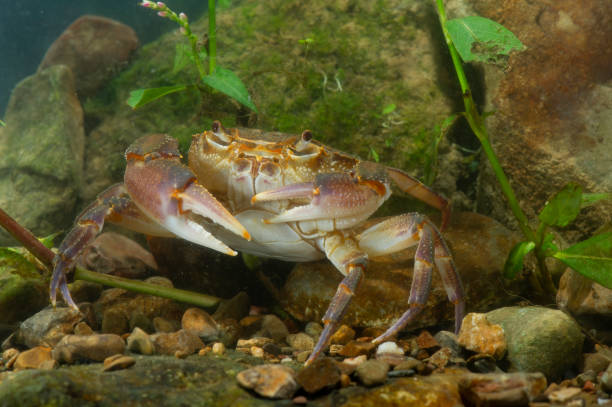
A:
[[50, 134, 249, 309]]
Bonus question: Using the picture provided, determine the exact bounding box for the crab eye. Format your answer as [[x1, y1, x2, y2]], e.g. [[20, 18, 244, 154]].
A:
[[293, 130, 314, 153]]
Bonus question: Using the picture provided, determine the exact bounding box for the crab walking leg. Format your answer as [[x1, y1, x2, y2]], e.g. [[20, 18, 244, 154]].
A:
[[51, 184, 171, 308], [385, 167, 451, 230], [430, 221, 466, 333], [306, 234, 367, 365]]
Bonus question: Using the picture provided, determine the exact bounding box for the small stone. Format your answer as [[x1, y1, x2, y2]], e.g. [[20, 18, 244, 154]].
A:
[[151, 329, 204, 356], [52, 334, 125, 363], [601, 363, 612, 392], [338, 340, 376, 358], [338, 354, 367, 375], [340, 373, 351, 387], [304, 322, 323, 339], [296, 357, 341, 393], [153, 317, 179, 333], [582, 352, 610, 374], [460, 372, 547, 406], [393, 357, 424, 372], [376, 341, 404, 356], [39, 359, 58, 370], [295, 351, 311, 363], [212, 292, 250, 321], [330, 325, 355, 345], [251, 346, 264, 358], [281, 357, 292, 364], [548, 387, 581, 404], [126, 327, 155, 355], [257, 315, 289, 342], [73, 322, 94, 336], [14, 307, 82, 348], [198, 347, 211, 356], [13, 346, 52, 370], [236, 364, 298, 399], [212, 342, 225, 355], [181, 308, 219, 340], [434, 330, 462, 357], [458, 313, 506, 359], [428, 347, 453, 368], [129, 312, 153, 334], [2, 348, 19, 363], [286, 333, 314, 351], [101, 308, 129, 335], [355, 359, 390, 387], [416, 330, 439, 350], [237, 337, 274, 348], [103, 354, 135, 371], [292, 395, 308, 404], [329, 344, 343, 356]]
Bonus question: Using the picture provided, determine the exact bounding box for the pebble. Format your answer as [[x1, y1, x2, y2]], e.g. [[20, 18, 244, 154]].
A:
[[458, 313, 507, 359], [355, 359, 389, 387], [262, 342, 282, 357], [330, 325, 355, 345], [416, 330, 439, 350], [304, 322, 323, 339], [338, 340, 376, 358], [151, 329, 204, 357], [102, 354, 135, 371], [73, 322, 94, 336], [212, 342, 225, 355], [153, 317, 179, 334], [375, 341, 406, 366], [286, 333, 314, 351], [295, 351, 310, 363], [181, 308, 219, 340], [434, 330, 462, 357], [126, 327, 155, 355], [237, 337, 274, 348], [329, 344, 343, 356], [296, 357, 341, 393], [13, 346, 52, 370], [257, 315, 289, 342], [460, 372, 547, 406], [14, 307, 82, 348], [129, 312, 153, 334], [547, 387, 582, 404], [393, 357, 424, 372], [601, 363, 612, 392], [2, 348, 19, 364], [251, 346, 264, 358], [212, 292, 250, 322], [52, 333, 126, 363], [428, 347, 453, 368], [101, 308, 129, 335], [236, 364, 298, 399], [582, 351, 611, 374]]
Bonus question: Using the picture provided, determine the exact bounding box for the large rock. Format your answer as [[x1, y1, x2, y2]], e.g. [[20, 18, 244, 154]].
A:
[[471, 0, 612, 239], [39, 15, 139, 98], [0, 65, 84, 245], [281, 212, 527, 329]]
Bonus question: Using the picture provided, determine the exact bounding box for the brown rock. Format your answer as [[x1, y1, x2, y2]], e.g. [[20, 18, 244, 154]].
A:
[[212, 291, 250, 322], [181, 308, 219, 339], [39, 15, 139, 97], [103, 354, 135, 371], [257, 315, 289, 343], [153, 317, 179, 333], [457, 313, 506, 359], [126, 327, 155, 355], [151, 329, 204, 357], [14, 307, 83, 348], [52, 333, 125, 363], [281, 213, 526, 329], [73, 322, 94, 336], [355, 359, 390, 387], [286, 333, 314, 351], [330, 324, 356, 345], [296, 357, 341, 393], [459, 372, 547, 406], [236, 364, 298, 399], [13, 346, 52, 370], [338, 340, 376, 358], [416, 330, 439, 350], [101, 308, 129, 335], [237, 337, 274, 348], [557, 268, 612, 321]]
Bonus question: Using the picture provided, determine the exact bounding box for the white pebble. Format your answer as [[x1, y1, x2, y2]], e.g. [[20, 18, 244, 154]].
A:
[[376, 341, 404, 356], [212, 342, 225, 355]]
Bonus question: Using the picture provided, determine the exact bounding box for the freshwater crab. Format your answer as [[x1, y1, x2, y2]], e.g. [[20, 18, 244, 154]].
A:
[[52, 121, 465, 364]]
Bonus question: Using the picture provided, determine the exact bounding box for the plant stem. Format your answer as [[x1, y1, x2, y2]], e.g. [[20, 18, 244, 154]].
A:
[[208, 0, 217, 74], [434, 0, 535, 243], [0, 206, 221, 308]]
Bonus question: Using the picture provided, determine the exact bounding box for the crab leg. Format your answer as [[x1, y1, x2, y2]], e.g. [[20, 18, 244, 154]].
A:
[[305, 234, 367, 365], [386, 167, 451, 230], [51, 183, 170, 308], [358, 213, 465, 344]]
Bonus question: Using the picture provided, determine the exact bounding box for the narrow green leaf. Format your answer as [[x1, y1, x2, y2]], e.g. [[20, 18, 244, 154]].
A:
[[39, 232, 60, 249], [538, 183, 582, 227], [445, 16, 525, 64], [553, 232, 612, 289], [503, 241, 535, 279], [0, 119, 5, 127], [173, 44, 192, 74], [369, 147, 380, 163], [127, 85, 188, 108], [382, 103, 396, 115], [201, 66, 257, 112], [582, 192, 612, 208]]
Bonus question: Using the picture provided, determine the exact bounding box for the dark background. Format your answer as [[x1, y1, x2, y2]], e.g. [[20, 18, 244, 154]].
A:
[[0, 0, 208, 115]]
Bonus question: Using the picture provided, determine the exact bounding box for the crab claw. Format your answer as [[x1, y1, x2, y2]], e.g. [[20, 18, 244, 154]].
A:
[[252, 173, 390, 227], [124, 134, 249, 255]]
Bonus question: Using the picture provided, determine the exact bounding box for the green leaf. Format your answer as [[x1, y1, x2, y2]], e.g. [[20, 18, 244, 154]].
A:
[[39, 232, 60, 249], [0, 119, 5, 126], [553, 232, 612, 289], [541, 232, 559, 255], [445, 16, 525, 64], [503, 241, 535, 279], [582, 192, 612, 208], [382, 103, 396, 115], [201, 66, 258, 112], [538, 183, 582, 227], [173, 44, 192, 74], [369, 147, 380, 163], [127, 85, 189, 108]]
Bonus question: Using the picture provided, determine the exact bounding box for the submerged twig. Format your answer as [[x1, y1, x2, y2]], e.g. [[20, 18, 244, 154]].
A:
[[0, 207, 220, 308]]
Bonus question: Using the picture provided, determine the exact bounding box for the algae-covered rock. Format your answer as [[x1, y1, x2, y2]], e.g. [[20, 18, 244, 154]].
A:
[[0, 64, 84, 245]]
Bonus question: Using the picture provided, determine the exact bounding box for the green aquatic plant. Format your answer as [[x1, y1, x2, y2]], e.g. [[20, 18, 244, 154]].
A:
[[434, 0, 612, 296], [128, 0, 257, 112]]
